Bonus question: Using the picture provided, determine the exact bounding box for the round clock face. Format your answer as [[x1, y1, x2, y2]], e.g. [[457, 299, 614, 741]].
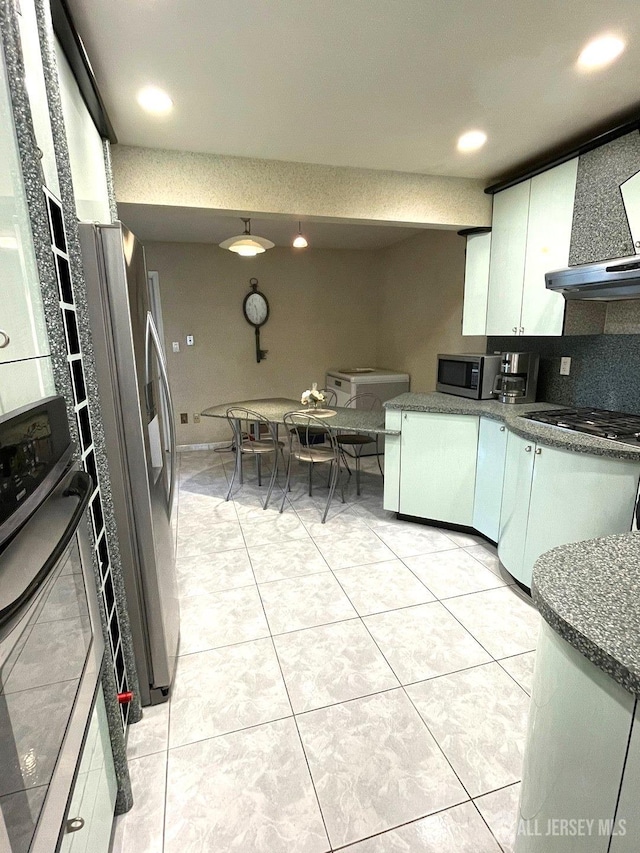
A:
[[243, 291, 269, 327]]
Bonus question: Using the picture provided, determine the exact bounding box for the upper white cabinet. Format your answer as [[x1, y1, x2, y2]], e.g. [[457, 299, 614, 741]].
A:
[[520, 158, 579, 336], [474, 158, 578, 338], [486, 180, 531, 335], [0, 34, 49, 365], [461, 231, 491, 336], [620, 169, 640, 254], [398, 411, 479, 526]]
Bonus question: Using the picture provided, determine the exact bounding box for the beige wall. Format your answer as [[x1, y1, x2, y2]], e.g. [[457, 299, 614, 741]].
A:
[[145, 242, 379, 443], [376, 230, 486, 391]]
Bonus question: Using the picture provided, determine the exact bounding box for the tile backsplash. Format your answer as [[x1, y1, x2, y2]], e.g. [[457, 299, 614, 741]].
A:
[[487, 334, 640, 413]]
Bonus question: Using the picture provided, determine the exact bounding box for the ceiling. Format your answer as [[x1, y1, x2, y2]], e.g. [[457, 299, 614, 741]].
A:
[[118, 205, 425, 249], [66, 0, 640, 181]]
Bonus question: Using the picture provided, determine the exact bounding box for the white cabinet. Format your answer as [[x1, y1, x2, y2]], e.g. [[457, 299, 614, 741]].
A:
[[472, 416, 508, 541], [620, 170, 640, 253], [486, 181, 531, 335], [60, 686, 117, 853], [520, 159, 578, 336], [462, 231, 491, 336], [485, 159, 578, 338], [0, 43, 49, 365], [609, 704, 640, 851], [516, 623, 635, 853], [499, 436, 640, 586], [383, 410, 402, 512], [398, 411, 479, 525]]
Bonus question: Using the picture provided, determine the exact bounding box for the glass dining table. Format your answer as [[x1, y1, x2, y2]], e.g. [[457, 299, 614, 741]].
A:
[[201, 397, 399, 486]]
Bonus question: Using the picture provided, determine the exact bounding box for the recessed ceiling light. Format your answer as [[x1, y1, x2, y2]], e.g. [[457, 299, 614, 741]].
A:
[[457, 130, 487, 153], [137, 86, 173, 114], [577, 35, 625, 70]]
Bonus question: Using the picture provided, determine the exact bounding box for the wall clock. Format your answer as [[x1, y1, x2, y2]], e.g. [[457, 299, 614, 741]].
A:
[[243, 278, 269, 363]]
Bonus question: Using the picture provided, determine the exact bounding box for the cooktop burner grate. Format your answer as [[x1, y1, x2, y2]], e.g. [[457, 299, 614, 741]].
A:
[[524, 408, 640, 445]]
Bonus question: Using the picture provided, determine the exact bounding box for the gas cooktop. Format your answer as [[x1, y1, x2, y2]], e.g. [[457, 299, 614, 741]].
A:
[[524, 408, 640, 446]]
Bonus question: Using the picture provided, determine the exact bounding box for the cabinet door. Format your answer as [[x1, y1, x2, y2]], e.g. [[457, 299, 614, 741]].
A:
[[520, 159, 578, 336], [399, 411, 479, 525], [610, 703, 640, 851], [383, 410, 402, 512], [0, 43, 49, 364], [60, 687, 117, 853], [462, 232, 491, 336], [498, 432, 535, 584], [620, 170, 640, 254], [522, 445, 639, 583], [473, 417, 508, 541], [486, 181, 531, 336]]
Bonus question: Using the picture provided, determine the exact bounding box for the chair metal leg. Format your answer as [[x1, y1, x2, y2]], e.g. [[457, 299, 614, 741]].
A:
[[355, 446, 363, 496], [308, 460, 313, 496], [263, 449, 278, 510], [280, 450, 294, 514], [257, 453, 262, 487], [226, 448, 241, 501]]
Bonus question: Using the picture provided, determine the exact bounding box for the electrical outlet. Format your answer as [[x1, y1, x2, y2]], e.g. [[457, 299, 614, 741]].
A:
[[180, 413, 188, 424], [560, 357, 572, 376], [186, 335, 194, 346], [193, 413, 201, 424], [172, 341, 180, 353]]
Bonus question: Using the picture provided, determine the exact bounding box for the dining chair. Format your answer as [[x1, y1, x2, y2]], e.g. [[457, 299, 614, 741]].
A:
[[225, 407, 283, 509], [281, 411, 344, 523], [335, 393, 383, 495], [322, 388, 338, 407], [291, 388, 337, 447]]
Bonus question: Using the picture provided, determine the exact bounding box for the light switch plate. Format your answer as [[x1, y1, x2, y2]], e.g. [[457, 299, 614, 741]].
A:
[[186, 335, 194, 346], [193, 413, 201, 423], [172, 341, 180, 353], [560, 356, 571, 376]]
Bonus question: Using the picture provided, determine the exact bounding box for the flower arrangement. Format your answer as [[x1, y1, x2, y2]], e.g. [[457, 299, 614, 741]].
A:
[[301, 382, 326, 409]]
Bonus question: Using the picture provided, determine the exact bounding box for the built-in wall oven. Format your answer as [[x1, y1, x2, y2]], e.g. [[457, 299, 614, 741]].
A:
[[0, 397, 104, 852]]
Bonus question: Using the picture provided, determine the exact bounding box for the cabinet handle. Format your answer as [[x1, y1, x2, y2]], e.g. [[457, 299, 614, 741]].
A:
[[512, 326, 517, 333], [0, 329, 10, 349], [66, 817, 85, 834], [519, 327, 525, 334], [525, 445, 532, 452], [403, 413, 407, 420], [499, 426, 505, 432], [535, 447, 542, 455]]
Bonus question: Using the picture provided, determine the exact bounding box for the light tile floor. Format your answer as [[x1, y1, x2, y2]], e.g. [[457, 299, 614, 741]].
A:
[[112, 449, 540, 853]]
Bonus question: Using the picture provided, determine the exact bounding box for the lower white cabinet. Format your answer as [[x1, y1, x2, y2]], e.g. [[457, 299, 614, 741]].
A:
[[516, 623, 635, 853], [610, 703, 640, 851], [499, 436, 640, 586], [398, 411, 479, 525], [60, 686, 117, 853], [383, 410, 402, 512], [472, 416, 508, 540]]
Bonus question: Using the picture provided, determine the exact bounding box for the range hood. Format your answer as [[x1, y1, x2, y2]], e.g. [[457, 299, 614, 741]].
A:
[[545, 256, 640, 300]]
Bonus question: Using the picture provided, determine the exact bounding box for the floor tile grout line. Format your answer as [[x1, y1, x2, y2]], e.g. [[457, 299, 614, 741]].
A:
[[469, 798, 509, 853], [323, 556, 478, 806], [240, 502, 334, 851]]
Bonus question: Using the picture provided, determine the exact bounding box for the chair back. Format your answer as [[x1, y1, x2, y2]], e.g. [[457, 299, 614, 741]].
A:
[[283, 411, 339, 459], [322, 388, 338, 407], [226, 407, 278, 453], [344, 393, 382, 411]]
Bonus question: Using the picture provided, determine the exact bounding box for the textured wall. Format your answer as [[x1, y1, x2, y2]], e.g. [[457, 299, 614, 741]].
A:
[[488, 334, 640, 413], [145, 242, 380, 444], [377, 230, 486, 391], [111, 145, 491, 229], [569, 131, 640, 266]]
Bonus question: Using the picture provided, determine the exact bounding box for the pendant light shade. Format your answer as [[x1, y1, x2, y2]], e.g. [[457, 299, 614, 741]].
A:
[[220, 218, 275, 257], [292, 221, 308, 249]]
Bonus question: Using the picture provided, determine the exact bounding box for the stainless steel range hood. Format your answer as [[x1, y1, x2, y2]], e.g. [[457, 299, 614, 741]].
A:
[[545, 255, 640, 300]]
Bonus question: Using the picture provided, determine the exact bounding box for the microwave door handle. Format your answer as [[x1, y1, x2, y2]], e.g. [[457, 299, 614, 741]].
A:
[[146, 311, 177, 515]]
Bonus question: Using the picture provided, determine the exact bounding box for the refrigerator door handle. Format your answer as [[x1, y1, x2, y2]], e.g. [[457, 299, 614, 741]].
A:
[[146, 311, 177, 515]]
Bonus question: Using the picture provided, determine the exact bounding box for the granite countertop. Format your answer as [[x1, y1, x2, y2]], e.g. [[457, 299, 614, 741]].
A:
[[384, 392, 640, 461], [532, 533, 640, 694]]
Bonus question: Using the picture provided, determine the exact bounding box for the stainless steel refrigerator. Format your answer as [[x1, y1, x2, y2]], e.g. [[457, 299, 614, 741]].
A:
[[79, 221, 179, 706]]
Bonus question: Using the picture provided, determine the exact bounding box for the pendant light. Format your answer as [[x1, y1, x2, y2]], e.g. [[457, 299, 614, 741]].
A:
[[219, 218, 275, 257], [292, 221, 308, 249]]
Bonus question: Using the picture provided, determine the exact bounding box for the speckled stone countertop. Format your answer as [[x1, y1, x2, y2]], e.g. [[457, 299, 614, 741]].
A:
[[532, 533, 640, 694], [384, 392, 640, 461]]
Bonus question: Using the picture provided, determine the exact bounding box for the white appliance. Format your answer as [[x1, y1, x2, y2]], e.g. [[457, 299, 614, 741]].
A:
[[325, 368, 410, 456]]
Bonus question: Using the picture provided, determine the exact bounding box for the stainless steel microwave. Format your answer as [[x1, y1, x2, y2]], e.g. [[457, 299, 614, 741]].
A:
[[436, 353, 502, 399]]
